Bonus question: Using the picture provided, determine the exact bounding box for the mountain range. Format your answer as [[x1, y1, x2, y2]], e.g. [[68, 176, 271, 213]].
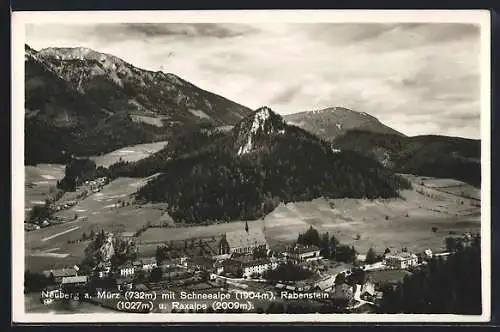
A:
[[24, 44, 251, 164], [131, 107, 411, 223], [25, 45, 481, 194]]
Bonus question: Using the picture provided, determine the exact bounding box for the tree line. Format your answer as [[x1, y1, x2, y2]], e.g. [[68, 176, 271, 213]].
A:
[[377, 236, 481, 314]]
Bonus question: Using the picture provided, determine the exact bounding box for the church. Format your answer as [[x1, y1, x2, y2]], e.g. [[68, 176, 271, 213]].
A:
[[218, 222, 268, 255]]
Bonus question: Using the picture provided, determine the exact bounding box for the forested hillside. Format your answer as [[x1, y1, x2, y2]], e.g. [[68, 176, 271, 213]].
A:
[[333, 130, 481, 187], [131, 108, 411, 223]]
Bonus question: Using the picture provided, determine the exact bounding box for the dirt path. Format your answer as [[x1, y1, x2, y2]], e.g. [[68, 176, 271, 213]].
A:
[[41, 226, 80, 242]]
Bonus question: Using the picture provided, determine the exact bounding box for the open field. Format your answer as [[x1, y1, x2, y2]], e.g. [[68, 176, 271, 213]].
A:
[[262, 174, 481, 255], [137, 219, 266, 243], [25, 176, 164, 271], [136, 176, 481, 257], [399, 174, 481, 201], [130, 114, 169, 127], [24, 171, 481, 272], [24, 164, 66, 217], [86, 141, 168, 168]]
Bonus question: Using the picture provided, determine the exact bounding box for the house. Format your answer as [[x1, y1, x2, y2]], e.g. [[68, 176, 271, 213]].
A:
[[24, 223, 39, 231], [133, 260, 143, 270], [287, 244, 321, 263], [116, 278, 133, 291], [218, 227, 268, 255], [96, 267, 111, 279], [119, 263, 135, 277], [95, 264, 112, 279], [314, 275, 335, 292], [161, 266, 187, 280], [240, 258, 277, 278], [384, 252, 418, 269], [96, 177, 108, 185], [44, 268, 78, 283], [217, 256, 277, 278], [215, 261, 225, 275], [140, 257, 158, 271], [61, 275, 88, 287], [356, 254, 367, 263], [188, 256, 215, 272], [218, 259, 243, 276], [119, 232, 136, 239]]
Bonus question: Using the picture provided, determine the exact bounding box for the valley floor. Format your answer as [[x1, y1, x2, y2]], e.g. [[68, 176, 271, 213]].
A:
[[23, 166, 481, 272], [22, 139, 481, 273]]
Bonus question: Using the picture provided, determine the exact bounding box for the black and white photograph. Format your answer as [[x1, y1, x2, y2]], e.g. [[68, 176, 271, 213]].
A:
[[12, 10, 491, 323]]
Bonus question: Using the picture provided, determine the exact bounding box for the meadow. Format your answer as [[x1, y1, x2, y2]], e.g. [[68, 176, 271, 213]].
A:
[[25, 176, 165, 271], [86, 141, 168, 168], [24, 164, 66, 216]]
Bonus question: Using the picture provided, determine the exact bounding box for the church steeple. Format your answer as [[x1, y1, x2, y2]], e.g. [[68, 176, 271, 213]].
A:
[[245, 221, 249, 233]]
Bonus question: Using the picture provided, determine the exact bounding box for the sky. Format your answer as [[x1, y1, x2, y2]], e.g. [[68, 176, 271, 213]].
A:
[[25, 22, 482, 139]]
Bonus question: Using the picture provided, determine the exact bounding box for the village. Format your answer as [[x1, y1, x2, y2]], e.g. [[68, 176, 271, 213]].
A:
[[32, 218, 480, 314], [23, 166, 482, 314], [24, 176, 108, 231]]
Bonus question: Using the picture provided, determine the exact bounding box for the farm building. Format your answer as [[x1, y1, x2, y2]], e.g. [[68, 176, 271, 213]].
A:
[[43, 268, 78, 283], [314, 275, 335, 292], [61, 275, 88, 287], [133, 257, 158, 271], [218, 227, 268, 255], [384, 252, 418, 269], [287, 244, 322, 263]]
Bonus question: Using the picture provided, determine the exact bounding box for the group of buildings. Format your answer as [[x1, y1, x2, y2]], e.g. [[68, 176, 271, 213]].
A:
[[38, 220, 478, 310], [83, 176, 109, 193], [25, 177, 109, 233]]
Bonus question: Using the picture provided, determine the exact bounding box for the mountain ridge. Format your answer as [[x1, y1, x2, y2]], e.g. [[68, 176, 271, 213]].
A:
[[284, 106, 405, 141], [126, 107, 411, 223], [24, 44, 253, 164], [333, 129, 481, 187]]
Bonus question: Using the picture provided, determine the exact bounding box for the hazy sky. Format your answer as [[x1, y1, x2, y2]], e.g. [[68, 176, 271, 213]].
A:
[[26, 23, 482, 138]]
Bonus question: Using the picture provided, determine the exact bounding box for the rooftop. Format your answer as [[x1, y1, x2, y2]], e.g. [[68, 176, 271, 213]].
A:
[[291, 244, 321, 254], [45, 268, 77, 278], [385, 252, 417, 260], [315, 276, 335, 290], [140, 257, 157, 265], [225, 228, 267, 250], [190, 256, 215, 268], [61, 276, 88, 284]]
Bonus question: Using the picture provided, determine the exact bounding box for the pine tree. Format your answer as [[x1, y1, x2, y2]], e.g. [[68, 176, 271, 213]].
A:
[[366, 247, 377, 264]]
